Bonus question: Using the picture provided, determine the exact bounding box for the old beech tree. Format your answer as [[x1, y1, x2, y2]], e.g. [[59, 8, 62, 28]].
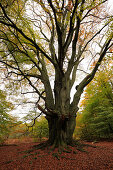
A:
[[0, 0, 113, 147]]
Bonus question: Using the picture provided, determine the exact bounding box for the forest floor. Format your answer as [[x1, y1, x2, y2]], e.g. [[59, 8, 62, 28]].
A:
[[0, 138, 113, 170]]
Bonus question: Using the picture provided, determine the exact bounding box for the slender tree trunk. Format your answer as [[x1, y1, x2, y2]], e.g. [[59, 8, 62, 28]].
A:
[[46, 114, 76, 148]]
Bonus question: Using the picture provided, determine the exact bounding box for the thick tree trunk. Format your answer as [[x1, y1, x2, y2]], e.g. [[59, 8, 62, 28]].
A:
[[46, 115, 76, 148]]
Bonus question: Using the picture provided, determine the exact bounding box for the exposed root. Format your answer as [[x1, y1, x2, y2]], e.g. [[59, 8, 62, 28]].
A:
[[33, 140, 49, 150], [19, 139, 99, 161], [81, 143, 97, 148], [32, 139, 91, 152], [16, 139, 94, 161], [0, 144, 18, 147], [52, 153, 60, 160]]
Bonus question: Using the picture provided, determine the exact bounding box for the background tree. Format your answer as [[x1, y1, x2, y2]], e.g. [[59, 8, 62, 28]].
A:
[[29, 116, 49, 142], [0, 89, 16, 144], [75, 58, 113, 140], [0, 0, 113, 148]]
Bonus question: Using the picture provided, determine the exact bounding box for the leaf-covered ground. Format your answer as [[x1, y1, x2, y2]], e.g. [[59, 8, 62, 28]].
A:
[[0, 138, 113, 170]]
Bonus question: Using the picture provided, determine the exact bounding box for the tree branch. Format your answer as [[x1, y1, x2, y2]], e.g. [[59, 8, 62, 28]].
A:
[[70, 37, 112, 111], [0, 3, 56, 67]]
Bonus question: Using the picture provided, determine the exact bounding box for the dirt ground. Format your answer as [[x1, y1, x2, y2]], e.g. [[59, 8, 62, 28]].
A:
[[0, 138, 113, 170]]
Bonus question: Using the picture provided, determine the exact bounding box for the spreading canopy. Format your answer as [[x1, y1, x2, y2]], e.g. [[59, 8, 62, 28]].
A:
[[0, 0, 113, 118]]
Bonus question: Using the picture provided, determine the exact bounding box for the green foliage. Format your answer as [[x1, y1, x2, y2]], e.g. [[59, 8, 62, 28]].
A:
[[75, 62, 113, 141], [9, 122, 27, 139], [29, 116, 49, 141], [0, 90, 16, 144]]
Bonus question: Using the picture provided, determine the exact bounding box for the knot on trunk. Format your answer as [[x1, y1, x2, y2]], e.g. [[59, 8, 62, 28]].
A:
[[60, 114, 67, 121]]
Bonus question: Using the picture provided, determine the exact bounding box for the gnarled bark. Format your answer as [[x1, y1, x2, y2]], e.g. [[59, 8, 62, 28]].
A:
[[46, 114, 76, 148]]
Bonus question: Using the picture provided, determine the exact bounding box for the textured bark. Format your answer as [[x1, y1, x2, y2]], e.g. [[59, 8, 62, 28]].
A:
[[46, 114, 76, 147]]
